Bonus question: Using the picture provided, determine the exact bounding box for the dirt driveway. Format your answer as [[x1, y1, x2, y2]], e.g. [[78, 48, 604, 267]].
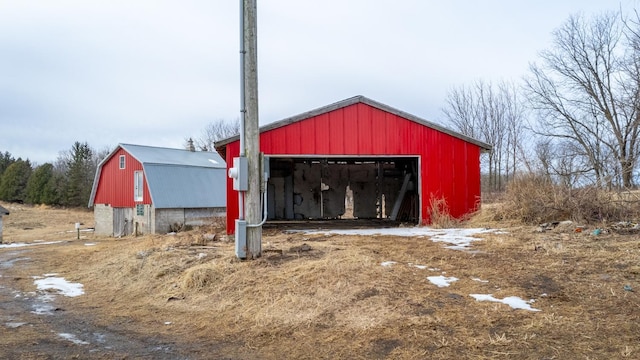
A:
[[0, 245, 220, 359]]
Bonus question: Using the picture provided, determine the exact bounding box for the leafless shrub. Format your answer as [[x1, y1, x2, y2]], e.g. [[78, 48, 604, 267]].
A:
[[496, 173, 640, 224]]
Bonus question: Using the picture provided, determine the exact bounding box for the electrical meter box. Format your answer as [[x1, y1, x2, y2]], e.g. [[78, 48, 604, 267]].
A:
[[235, 219, 247, 259], [229, 156, 248, 191]]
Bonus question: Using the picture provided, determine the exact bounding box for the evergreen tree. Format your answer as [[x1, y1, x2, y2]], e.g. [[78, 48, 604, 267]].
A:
[[26, 163, 55, 204], [64, 142, 94, 207], [0, 151, 15, 179], [42, 171, 65, 206], [0, 159, 32, 203]]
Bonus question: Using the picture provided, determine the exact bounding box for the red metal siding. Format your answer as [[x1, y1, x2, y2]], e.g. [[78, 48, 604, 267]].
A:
[[224, 102, 483, 233], [330, 109, 346, 154], [93, 148, 152, 207], [225, 141, 241, 233]]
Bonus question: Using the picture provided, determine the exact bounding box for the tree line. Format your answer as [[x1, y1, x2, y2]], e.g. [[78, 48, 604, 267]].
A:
[[0, 142, 108, 207], [0, 119, 239, 209], [443, 10, 640, 191]]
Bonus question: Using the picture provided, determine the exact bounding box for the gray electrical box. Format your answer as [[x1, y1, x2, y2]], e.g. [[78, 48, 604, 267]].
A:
[[235, 219, 247, 259], [262, 155, 270, 181], [229, 156, 248, 191]]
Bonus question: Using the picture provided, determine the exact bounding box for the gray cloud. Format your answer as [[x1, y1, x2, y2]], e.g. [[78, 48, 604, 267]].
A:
[[0, 0, 627, 164]]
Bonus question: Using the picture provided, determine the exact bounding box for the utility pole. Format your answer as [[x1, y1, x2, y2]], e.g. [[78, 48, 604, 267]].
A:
[[242, 0, 262, 258]]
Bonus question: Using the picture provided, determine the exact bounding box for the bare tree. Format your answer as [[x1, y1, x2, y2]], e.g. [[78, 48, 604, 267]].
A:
[[525, 11, 640, 188], [187, 119, 240, 152], [443, 80, 526, 192]]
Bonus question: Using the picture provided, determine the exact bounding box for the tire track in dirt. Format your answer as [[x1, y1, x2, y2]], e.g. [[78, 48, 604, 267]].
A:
[[0, 248, 197, 359]]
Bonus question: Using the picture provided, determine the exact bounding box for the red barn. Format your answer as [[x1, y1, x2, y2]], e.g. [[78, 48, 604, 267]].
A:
[[89, 144, 227, 236], [215, 96, 491, 234]]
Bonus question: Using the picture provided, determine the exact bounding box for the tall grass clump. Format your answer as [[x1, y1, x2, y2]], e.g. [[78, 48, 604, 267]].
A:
[[428, 195, 459, 228], [496, 174, 640, 224]]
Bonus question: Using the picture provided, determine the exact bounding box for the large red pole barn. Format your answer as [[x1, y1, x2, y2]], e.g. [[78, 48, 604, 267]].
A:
[[215, 96, 491, 234]]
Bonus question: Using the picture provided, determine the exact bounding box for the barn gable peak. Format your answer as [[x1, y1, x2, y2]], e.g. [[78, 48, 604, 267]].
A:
[[214, 95, 491, 153]]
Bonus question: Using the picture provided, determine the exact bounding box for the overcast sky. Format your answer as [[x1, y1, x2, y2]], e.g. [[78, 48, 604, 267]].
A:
[[0, 0, 636, 164]]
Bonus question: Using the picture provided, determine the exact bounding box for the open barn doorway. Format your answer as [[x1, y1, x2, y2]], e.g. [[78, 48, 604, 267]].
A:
[[266, 156, 419, 224]]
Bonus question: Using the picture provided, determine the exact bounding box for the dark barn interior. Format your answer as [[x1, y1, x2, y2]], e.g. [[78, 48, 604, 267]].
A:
[[266, 156, 419, 223]]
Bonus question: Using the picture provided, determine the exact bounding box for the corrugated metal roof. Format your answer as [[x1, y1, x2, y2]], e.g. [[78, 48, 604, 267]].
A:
[[0, 205, 9, 215], [144, 164, 226, 208], [89, 144, 227, 208], [120, 143, 225, 168]]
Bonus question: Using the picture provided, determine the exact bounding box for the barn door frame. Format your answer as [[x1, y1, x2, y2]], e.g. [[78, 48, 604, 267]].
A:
[[113, 208, 134, 237]]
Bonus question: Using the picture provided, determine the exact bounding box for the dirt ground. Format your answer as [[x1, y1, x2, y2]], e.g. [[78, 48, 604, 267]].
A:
[[0, 202, 639, 359]]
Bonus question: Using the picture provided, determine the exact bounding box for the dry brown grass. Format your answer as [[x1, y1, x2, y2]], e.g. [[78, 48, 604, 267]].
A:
[[1, 202, 639, 359], [495, 174, 640, 225], [428, 195, 460, 228]]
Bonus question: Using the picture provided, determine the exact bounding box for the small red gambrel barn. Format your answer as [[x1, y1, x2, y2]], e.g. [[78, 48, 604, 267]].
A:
[[89, 144, 227, 236], [215, 96, 491, 234]]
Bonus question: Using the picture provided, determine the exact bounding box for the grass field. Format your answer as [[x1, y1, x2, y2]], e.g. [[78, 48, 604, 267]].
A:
[[1, 201, 639, 359]]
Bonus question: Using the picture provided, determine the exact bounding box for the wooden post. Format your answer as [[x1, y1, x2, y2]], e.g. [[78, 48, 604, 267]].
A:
[[243, 0, 262, 258]]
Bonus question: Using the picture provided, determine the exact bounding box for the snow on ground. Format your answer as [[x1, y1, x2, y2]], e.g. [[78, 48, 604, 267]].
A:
[[84, 243, 97, 246], [58, 333, 90, 345], [309, 227, 540, 312], [5, 322, 27, 328], [300, 227, 498, 250], [470, 294, 540, 312], [427, 275, 459, 287], [0, 241, 63, 249], [34, 275, 84, 297]]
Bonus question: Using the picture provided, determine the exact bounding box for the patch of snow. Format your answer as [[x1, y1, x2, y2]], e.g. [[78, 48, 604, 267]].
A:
[[428, 267, 440, 271], [471, 277, 489, 283], [412, 264, 428, 269], [0, 257, 31, 269], [43, 273, 59, 277], [31, 302, 56, 315], [84, 243, 97, 246], [164, 321, 172, 325], [380, 261, 397, 267], [427, 275, 459, 287], [64, 229, 95, 233], [197, 253, 207, 259], [34, 277, 84, 297], [470, 294, 541, 312], [5, 322, 27, 328], [58, 333, 90, 345], [299, 227, 496, 250], [0, 241, 62, 249]]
